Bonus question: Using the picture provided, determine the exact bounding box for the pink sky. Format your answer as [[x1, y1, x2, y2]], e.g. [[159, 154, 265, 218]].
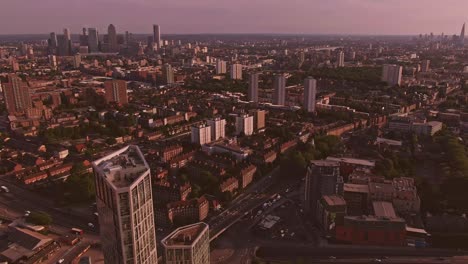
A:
[[1, 0, 467, 35]]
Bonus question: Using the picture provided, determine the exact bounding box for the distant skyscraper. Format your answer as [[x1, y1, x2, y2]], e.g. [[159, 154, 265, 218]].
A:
[[79, 28, 88, 46], [49, 55, 57, 69], [2, 74, 31, 114], [460, 23, 465, 47], [216, 59, 227, 74], [63, 28, 71, 40], [207, 117, 226, 141], [248, 73, 259, 102], [93, 145, 158, 264], [104, 80, 128, 105], [381, 64, 403, 86], [303, 77, 317, 113], [57, 35, 71, 56], [153, 24, 161, 49], [303, 160, 343, 215], [49, 32, 58, 48], [235, 114, 254, 136], [337, 51, 345, 67], [163, 64, 174, 84], [230, 63, 243, 80], [191, 124, 212, 145], [87, 28, 99, 53], [107, 24, 118, 52], [161, 222, 210, 264], [273, 74, 286, 105]]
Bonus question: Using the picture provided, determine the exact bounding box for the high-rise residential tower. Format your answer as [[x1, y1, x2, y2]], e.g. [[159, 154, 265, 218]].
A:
[[248, 72, 259, 102], [93, 145, 158, 264], [273, 74, 286, 105], [104, 80, 128, 105], [108, 24, 118, 52], [161, 222, 210, 264], [303, 77, 317, 113], [207, 117, 226, 141], [230, 63, 243, 80], [2, 74, 31, 114], [337, 51, 345, 67], [153, 24, 161, 49], [381, 64, 403, 86], [87, 28, 99, 53], [163, 64, 174, 84], [235, 114, 254, 136], [191, 124, 212, 145], [216, 59, 227, 74]]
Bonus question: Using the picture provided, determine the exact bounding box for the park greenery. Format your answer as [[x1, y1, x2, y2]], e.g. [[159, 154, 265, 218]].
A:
[[27, 211, 53, 226], [280, 135, 343, 178]]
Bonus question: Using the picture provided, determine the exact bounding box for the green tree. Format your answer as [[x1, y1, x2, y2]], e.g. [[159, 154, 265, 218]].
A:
[[27, 211, 53, 225]]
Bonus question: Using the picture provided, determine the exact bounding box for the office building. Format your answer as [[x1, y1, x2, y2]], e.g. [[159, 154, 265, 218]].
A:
[[3, 74, 31, 114], [87, 28, 99, 53], [248, 72, 259, 102], [153, 24, 161, 49], [337, 51, 345, 67], [273, 74, 286, 105], [235, 114, 254, 136], [191, 125, 212, 145], [107, 24, 118, 52], [161, 222, 210, 264], [92, 145, 158, 264], [303, 77, 317, 113], [421, 60, 430, 72], [460, 23, 465, 47], [104, 80, 128, 105], [216, 59, 227, 74], [49, 55, 57, 69], [79, 28, 88, 46], [57, 35, 70, 56], [49, 32, 58, 49], [303, 160, 343, 216], [163, 64, 174, 84], [207, 117, 226, 141], [381, 64, 403, 86], [230, 63, 243, 80]]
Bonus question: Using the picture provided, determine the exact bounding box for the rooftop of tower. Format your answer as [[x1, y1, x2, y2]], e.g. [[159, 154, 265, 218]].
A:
[[161, 222, 209, 247], [93, 145, 149, 189]]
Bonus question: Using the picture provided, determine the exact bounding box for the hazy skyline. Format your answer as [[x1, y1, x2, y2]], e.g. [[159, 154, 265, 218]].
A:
[[2, 0, 468, 35]]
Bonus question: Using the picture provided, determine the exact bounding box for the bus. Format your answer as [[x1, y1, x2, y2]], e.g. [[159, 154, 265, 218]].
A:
[[71, 228, 84, 235]]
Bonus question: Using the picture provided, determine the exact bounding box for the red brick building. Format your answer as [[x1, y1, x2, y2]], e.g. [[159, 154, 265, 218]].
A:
[[335, 216, 406, 247], [166, 196, 209, 225]]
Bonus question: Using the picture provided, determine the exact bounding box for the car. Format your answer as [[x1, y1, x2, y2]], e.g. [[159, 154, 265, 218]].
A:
[[88, 223, 95, 228], [328, 256, 336, 259], [57, 259, 65, 263], [25, 210, 31, 214], [372, 259, 382, 263]]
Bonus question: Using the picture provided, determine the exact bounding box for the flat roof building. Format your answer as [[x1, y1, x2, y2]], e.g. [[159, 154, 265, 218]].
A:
[[161, 222, 210, 264], [93, 145, 158, 264]]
